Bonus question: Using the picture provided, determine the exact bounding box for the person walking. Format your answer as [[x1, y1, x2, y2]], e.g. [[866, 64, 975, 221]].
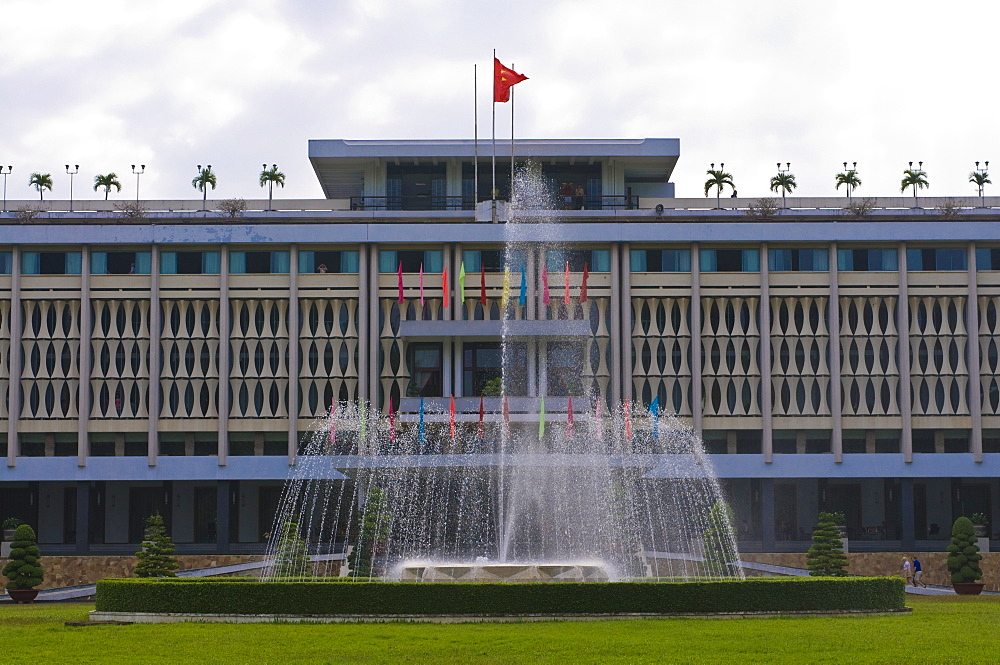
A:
[[912, 555, 927, 588], [902, 557, 913, 587]]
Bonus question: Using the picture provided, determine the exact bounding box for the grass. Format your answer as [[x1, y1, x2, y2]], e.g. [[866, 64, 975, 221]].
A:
[[1, 595, 998, 664]]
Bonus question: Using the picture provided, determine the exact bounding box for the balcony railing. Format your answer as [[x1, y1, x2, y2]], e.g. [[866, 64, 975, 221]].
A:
[[349, 195, 640, 212]]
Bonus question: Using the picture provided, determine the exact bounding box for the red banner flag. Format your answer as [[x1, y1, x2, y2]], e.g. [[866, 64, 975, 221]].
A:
[[566, 396, 574, 439], [480, 265, 487, 306], [478, 396, 485, 439], [397, 262, 404, 304], [624, 397, 633, 441], [563, 261, 571, 305], [502, 395, 510, 436], [442, 265, 449, 309], [389, 398, 396, 443], [419, 263, 425, 308], [580, 263, 589, 303], [449, 395, 456, 440], [542, 264, 550, 305], [494, 58, 527, 103]]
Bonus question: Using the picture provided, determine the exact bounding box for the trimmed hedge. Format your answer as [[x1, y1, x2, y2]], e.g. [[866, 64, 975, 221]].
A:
[[95, 577, 904, 615]]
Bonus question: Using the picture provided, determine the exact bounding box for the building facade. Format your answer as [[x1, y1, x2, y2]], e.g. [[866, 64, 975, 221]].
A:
[[1, 138, 998, 557]]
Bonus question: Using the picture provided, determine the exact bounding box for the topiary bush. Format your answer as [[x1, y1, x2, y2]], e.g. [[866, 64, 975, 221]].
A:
[[806, 511, 849, 577], [2, 524, 44, 590], [702, 501, 738, 577], [134, 514, 179, 578], [947, 516, 983, 584], [272, 522, 310, 578]]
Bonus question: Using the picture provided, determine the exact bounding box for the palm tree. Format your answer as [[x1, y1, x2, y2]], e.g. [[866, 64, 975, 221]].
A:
[[29, 173, 53, 201], [901, 162, 929, 208], [769, 167, 797, 208], [835, 163, 861, 199], [192, 165, 217, 211], [93, 173, 122, 200], [259, 164, 285, 211], [704, 163, 735, 209], [970, 163, 991, 208]]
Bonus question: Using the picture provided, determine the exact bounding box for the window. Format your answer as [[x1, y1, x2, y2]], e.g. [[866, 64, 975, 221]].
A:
[[21, 251, 82, 275], [700, 249, 759, 272], [298, 250, 359, 274], [161, 251, 220, 275], [462, 249, 527, 273], [230, 251, 289, 274], [837, 248, 897, 271], [462, 342, 527, 396], [379, 250, 443, 273], [907, 248, 966, 271], [406, 343, 442, 397], [630, 249, 690, 272], [546, 249, 610, 272], [768, 248, 829, 272], [546, 341, 584, 395], [91, 251, 151, 275], [0, 252, 11, 274], [976, 248, 1000, 271]]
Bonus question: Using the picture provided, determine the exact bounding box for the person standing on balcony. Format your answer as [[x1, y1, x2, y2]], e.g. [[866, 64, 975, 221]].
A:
[[574, 184, 585, 210], [560, 182, 573, 209]]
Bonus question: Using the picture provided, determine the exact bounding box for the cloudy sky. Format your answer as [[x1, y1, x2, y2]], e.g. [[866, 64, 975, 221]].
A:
[[2, 0, 997, 203]]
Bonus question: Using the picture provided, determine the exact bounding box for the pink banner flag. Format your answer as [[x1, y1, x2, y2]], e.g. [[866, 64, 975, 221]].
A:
[[542, 265, 550, 305], [624, 397, 633, 441], [397, 262, 404, 304], [389, 398, 396, 442], [478, 396, 485, 439], [566, 396, 574, 439], [580, 262, 589, 303], [419, 263, 425, 308], [449, 395, 456, 440], [563, 261, 570, 305], [330, 400, 336, 445]]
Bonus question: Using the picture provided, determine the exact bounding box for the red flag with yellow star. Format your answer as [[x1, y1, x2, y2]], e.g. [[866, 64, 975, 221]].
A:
[[494, 58, 527, 103]]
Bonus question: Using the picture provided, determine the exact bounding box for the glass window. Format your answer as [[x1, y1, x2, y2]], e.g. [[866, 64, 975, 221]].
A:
[[768, 248, 828, 272], [21, 251, 82, 275], [230, 251, 289, 274], [545, 249, 610, 272], [907, 248, 966, 271], [406, 343, 442, 397], [379, 250, 443, 273], [298, 250, 359, 274], [976, 248, 1000, 271], [0, 252, 10, 274], [700, 249, 759, 272], [630, 249, 690, 272], [161, 251, 220, 275], [547, 341, 584, 395], [91, 251, 151, 275], [837, 248, 898, 271], [463, 342, 503, 397]]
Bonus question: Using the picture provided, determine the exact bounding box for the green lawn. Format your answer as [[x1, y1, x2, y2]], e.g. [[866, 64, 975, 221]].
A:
[[2, 596, 997, 664]]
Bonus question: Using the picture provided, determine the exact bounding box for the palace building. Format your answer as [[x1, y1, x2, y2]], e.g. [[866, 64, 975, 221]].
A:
[[1, 137, 998, 560]]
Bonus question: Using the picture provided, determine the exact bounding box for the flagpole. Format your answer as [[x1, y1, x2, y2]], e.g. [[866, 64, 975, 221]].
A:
[[510, 62, 515, 205], [491, 49, 496, 206], [474, 63, 478, 208]]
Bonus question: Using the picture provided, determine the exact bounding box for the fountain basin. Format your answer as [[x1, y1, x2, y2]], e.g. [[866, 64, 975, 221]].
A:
[[397, 562, 611, 583]]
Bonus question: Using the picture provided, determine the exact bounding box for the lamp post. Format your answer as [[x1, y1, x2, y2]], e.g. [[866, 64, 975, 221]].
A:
[[908, 161, 925, 208], [132, 164, 145, 203], [65, 164, 79, 212], [1, 165, 11, 213], [196, 165, 212, 211], [263, 163, 275, 212], [974, 160, 989, 208], [776, 162, 791, 208], [843, 161, 858, 199]]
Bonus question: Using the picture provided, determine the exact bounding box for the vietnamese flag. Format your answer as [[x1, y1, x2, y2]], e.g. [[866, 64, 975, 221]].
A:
[[494, 58, 528, 103], [480, 264, 487, 306], [580, 263, 589, 303]]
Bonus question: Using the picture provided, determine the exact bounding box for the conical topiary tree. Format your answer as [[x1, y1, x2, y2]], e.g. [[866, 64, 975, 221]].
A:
[[702, 500, 738, 577], [134, 514, 178, 577], [806, 511, 849, 576], [354, 486, 392, 577], [947, 516, 983, 584], [272, 521, 310, 578], [2, 524, 43, 590]]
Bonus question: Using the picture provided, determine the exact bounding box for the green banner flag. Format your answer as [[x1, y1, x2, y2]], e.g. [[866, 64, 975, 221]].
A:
[[458, 261, 466, 299], [538, 395, 546, 439]]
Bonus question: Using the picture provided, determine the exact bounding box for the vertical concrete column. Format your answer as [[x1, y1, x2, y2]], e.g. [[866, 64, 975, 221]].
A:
[[760, 478, 776, 551], [75, 481, 90, 554], [690, 244, 703, 437], [216, 479, 231, 554], [78, 247, 92, 467], [610, 243, 622, 406], [148, 246, 162, 466], [967, 242, 983, 463], [356, 244, 369, 404], [287, 245, 300, 465], [620, 243, 631, 406], [829, 243, 843, 462], [368, 243, 380, 407], [7, 248, 21, 467], [759, 243, 773, 463], [900, 477, 915, 549], [217, 246, 230, 466], [897, 244, 913, 463]]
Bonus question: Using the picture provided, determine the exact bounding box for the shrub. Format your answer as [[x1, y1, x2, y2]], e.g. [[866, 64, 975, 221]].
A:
[[806, 511, 849, 577], [12, 205, 42, 222], [2, 524, 44, 590], [134, 514, 179, 578], [2, 517, 24, 530], [970, 513, 988, 526], [935, 198, 963, 218], [947, 516, 983, 584], [744, 197, 779, 218], [844, 197, 876, 217], [271, 522, 310, 578], [354, 486, 392, 577], [94, 577, 905, 616], [702, 501, 738, 577], [114, 200, 147, 220], [217, 198, 247, 218]]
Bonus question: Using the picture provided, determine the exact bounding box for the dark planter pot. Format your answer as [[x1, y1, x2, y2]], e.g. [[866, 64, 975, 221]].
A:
[[7, 589, 39, 604], [974, 525, 988, 538], [953, 582, 985, 596], [2, 527, 16, 541]]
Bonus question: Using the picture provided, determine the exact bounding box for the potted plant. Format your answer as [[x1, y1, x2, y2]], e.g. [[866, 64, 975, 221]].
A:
[[947, 516, 984, 595], [970, 513, 989, 539], [2, 524, 44, 603]]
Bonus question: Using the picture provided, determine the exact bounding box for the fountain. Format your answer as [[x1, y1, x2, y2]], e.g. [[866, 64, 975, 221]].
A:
[[262, 163, 743, 584]]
